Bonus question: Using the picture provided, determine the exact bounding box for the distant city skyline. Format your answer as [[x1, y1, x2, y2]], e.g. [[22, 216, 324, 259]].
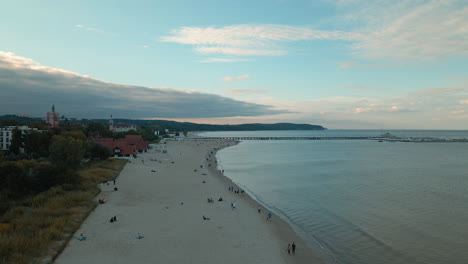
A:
[[1, 0, 467, 129]]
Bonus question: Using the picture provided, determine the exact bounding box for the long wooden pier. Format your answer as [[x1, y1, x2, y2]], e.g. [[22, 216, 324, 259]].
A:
[[188, 136, 371, 140], [186, 136, 468, 142]]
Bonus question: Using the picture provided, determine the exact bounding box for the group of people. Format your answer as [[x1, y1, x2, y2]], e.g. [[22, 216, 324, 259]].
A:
[[286, 242, 297, 255], [228, 186, 244, 195]]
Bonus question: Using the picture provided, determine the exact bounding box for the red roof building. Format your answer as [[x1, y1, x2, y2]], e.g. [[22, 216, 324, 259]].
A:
[[91, 135, 149, 157]]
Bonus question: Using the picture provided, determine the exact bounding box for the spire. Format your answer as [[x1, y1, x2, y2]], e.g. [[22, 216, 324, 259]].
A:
[[52, 104, 55, 112]]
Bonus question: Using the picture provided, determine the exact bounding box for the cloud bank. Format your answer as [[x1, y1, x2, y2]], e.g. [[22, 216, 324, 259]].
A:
[[0, 51, 285, 119]]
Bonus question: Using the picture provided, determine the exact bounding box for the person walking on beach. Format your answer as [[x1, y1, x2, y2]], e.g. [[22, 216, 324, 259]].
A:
[[286, 243, 291, 254], [292, 242, 296, 254], [267, 212, 272, 221]]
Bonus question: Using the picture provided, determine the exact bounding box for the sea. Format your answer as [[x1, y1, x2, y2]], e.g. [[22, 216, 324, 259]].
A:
[[197, 130, 468, 264]]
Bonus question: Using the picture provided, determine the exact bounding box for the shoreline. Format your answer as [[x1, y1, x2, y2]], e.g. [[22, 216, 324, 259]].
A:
[[55, 139, 326, 264], [208, 140, 329, 264]]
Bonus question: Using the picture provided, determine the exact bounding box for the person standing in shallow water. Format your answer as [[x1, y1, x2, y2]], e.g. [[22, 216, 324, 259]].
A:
[[292, 242, 296, 254]]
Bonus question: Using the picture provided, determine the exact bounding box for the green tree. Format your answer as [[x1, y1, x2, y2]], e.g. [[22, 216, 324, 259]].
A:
[[86, 122, 113, 137], [137, 125, 161, 141], [62, 131, 87, 141], [24, 131, 52, 158], [49, 135, 86, 169], [29, 121, 47, 130], [86, 142, 111, 160], [9, 128, 23, 155], [0, 119, 19, 127]]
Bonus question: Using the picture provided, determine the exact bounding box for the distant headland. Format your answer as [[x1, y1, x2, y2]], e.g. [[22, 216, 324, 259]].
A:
[[0, 115, 326, 131]]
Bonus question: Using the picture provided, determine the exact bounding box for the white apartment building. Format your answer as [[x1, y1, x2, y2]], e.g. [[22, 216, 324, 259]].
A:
[[0, 126, 40, 152]]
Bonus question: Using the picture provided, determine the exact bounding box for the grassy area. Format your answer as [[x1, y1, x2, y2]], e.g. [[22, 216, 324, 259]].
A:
[[0, 158, 127, 264]]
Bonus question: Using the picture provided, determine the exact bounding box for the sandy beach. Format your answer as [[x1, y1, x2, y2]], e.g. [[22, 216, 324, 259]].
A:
[[55, 139, 325, 264]]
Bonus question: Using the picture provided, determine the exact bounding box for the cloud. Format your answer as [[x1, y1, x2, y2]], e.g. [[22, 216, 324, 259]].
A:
[[198, 58, 251, 63], [161, 1, 468, 61], [337, 61, 404, 69], [75, 24, 105, 34], [340, 0, 468, 60], [411, 87, 468, 96], [460, 100, 468, 104], [353, 107, 371, 113], [161, 24, 360, 56], [0, 51, 286, 119], [222, 75, 252, 82], [451, 110, 465, 115], [224, 89, 269, 95], [195, 47, 285, 56], [337, 85, 393, 92]]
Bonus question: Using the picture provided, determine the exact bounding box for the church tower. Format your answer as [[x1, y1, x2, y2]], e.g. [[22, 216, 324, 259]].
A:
[[46, 104, 59, 128]]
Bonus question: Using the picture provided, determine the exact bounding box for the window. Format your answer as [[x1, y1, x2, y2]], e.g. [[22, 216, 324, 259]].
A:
[[6, 138, 9, 142]]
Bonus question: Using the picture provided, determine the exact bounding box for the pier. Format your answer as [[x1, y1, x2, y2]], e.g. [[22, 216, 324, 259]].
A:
[[189, 136, 370, 140], [186, 136, 468, 142]]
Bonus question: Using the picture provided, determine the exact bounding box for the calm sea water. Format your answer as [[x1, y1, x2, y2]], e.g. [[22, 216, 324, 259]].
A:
[[198, 130, 468, 264]]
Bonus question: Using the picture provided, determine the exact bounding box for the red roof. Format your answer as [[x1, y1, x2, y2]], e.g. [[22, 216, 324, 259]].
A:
[[91, 135, 148, 156]]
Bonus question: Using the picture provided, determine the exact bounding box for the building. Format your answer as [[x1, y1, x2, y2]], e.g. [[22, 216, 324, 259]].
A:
[[0, 126, 40, 152], [108, 115, 138, 132], [46, 105, 59, 128], [112, 123, 138, 133], [91, 135, 149, 158]]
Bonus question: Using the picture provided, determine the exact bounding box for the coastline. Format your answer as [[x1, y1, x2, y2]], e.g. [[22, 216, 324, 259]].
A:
[[55, 139, 325, 264], [209, 140, 329, 264]]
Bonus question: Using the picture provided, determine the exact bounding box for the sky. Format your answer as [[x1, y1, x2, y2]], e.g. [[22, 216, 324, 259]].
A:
[[0, 0, 467, 129]]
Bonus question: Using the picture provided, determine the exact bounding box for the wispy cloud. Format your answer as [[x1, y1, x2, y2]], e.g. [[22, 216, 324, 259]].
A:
[[222, 75, 252, 82], [337, 85, 394, 92], [195, 46, 285, 56], [75, 24, 105, 33], [161, 24, 360, 56], [0, 51, 285, 118], [337, 61, 404, 69], [224, 89, 269, 95], [198, 58, 251, 63], [344, 0, 468, 60], [451, 109, 465, 114], [161, 1, 468, 61]]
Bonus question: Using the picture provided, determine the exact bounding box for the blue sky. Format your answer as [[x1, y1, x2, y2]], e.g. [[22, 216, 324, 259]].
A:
[[1, 0, 467, 129]]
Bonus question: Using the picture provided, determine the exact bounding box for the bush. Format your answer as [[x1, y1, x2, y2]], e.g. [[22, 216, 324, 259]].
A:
[[0, 161, 34, 197]]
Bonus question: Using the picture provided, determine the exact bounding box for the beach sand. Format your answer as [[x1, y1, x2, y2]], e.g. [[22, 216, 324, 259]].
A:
[[55, 139, 325, 264]]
